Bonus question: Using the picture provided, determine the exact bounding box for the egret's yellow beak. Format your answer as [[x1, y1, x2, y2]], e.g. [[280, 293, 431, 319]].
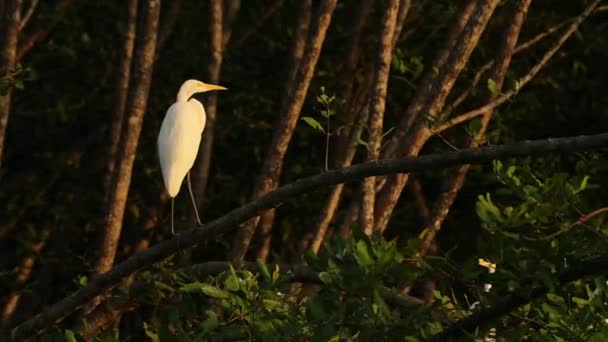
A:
[[199, 82, 227, 91]]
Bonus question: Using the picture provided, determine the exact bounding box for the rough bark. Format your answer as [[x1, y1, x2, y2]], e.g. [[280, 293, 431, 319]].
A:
[[374, 0, 501, 233], [103, 0, 139, 202], [330, 0, 372, 159], [229, 0, 337, 263], [191, 0, 225, 214], [8, 132, 608, 341], [95, 0, 160, 274], [0, 0, 21, 171], [255, 0, 311, 262], [360, 0, 400, 235], [416, 0, 532, 259]]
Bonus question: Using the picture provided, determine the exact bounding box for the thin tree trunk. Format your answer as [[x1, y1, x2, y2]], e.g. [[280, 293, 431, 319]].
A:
[[330, 0, 372, 160], [416, 0, 532, 258], [381, 0, 478, 160], [255, 0, 311, 262], [0, 0, 21, 171], [103, 0, 139, 202], [95, 0, 161, 274], [360, 0, 400, 235], [373, 0, 500, 233], [319, 0, 410, 243], [229, 0, 337, 263], [191, 0, 225, 214]]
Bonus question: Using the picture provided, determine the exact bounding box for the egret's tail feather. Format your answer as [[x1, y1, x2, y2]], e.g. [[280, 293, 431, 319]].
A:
[[187, 172, 203, 226]]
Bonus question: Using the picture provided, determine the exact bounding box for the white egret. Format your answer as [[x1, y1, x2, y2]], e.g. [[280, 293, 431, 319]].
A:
[[158, 79, 227, 233]]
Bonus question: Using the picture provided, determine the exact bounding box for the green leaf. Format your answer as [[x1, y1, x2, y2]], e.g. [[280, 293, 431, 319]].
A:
[[487, 78, 497, 93], [143, 322, 160, 342], [224, 268, 240, 292], [64, 330, 78, 342], [301, 116, 326, 133], [180, 282, 230, 299], [318, 271, 333, 284], [572, 297, 589, 307], [202, 310, 219, 332], [353, 240, 373, 269], [257, 258, 271, 281], [200, 284, 230, 299]]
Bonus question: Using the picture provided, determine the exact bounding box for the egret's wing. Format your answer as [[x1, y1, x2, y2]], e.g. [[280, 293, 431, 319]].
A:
[[188, 98, 206, 134], [157, 101, 204, 197]]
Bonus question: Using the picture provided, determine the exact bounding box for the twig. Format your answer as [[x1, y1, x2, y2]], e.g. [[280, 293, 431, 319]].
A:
[[18, 0, 38, 31]]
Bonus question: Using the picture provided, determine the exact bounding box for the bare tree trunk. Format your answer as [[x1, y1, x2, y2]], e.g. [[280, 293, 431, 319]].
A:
[[360, 0, 400, 235], [0, 0, 21, 171], [255, 0, 311, 262], [103, 0, 139, 202], [317, 0, 410, 244], [373, 0, 500, 233], [95, 0, 161, 274], [416, 0, 532, 258], [229, 0, 337, 263], [191, 0, 225, 214]]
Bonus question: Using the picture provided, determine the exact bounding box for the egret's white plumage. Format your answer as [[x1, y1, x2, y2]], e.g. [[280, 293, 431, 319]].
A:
[[157, 79, 226, 233]]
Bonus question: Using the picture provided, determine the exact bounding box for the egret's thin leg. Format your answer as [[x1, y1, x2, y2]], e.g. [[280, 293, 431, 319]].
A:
[[171, 197, 175, 235], [187, 172, 203, 226]]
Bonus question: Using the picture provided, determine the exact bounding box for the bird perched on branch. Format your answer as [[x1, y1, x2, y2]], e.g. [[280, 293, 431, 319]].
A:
[[157, 79, 227, 233]]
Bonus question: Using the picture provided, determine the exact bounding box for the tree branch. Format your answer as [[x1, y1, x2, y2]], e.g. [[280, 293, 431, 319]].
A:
[[433, 0, 601, 135], [17, 0, 37, 31], [15, 0, 73, 62], [428, 256, 608, 342], [6, 132, 608, 340]]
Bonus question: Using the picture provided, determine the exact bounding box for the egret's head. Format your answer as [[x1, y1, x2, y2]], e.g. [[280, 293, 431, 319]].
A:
[[177, 79, 227, 101]]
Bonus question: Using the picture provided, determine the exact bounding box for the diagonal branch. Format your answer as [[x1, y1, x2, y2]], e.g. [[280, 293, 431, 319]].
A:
[[428, 256, 608, 342], [15, 0, 73, 62], [416, 0, 532, 260], [18, 0, 37, 31], [229, 0, 337, 263], [433, 0, 601, 135], [7, 132, 608, 340]]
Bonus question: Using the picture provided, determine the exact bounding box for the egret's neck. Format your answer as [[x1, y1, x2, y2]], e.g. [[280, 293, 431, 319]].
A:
[[176, 86, 195, 102]]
